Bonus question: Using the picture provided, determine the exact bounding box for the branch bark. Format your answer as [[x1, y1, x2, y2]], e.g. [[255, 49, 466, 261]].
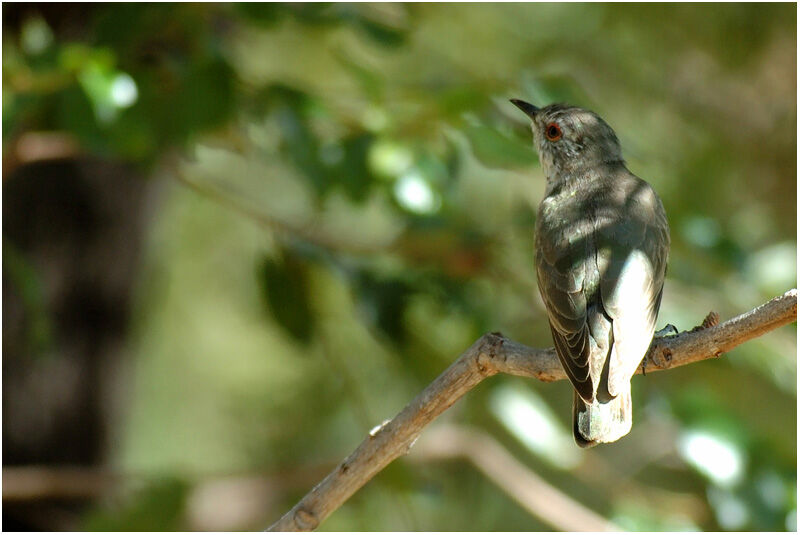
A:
[[267, 289, 797, 531]]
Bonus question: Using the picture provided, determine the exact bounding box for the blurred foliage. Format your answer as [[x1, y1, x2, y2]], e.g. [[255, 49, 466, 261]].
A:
[[82, 478, 190, 531], [2, 3, 796, 532]]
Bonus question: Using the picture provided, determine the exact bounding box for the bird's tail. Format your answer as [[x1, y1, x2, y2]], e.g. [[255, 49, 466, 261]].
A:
[[572, 384, 632, 448]]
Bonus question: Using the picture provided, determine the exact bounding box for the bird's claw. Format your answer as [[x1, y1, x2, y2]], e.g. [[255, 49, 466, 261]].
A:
[[655, 324, 679, 338]]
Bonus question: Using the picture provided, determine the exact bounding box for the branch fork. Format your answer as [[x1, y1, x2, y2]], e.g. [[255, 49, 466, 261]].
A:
[[268, 289, 797, 531]]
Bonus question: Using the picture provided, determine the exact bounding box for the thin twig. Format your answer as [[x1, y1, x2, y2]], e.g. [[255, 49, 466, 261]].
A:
[[267, 289, 796, 531], [1, 466, 116, 501], [174, 172, 395, 255], [411, 424, 621, 531]]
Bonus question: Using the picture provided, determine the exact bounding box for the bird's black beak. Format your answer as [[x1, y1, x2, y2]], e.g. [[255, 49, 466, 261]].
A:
[[510, 98, 539, 120]]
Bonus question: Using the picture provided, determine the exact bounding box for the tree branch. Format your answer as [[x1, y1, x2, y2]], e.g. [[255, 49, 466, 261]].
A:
[[174, 172, 395, 255], [410, 424, 622, 531], [267, 289, 797, 531]]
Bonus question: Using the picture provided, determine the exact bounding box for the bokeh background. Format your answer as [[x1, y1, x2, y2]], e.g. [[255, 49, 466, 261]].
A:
[[2, 3, 796, 531]]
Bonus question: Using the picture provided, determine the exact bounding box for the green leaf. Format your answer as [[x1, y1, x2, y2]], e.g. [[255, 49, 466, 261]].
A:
[[169, 58, 236, 136], [330, 134, 376, 202], [235, 3, 289, 27], [257, 251, 315, 345], [354, 270, 413, 345], [351, 16, 407, 47], [465, 125, 538, 169]]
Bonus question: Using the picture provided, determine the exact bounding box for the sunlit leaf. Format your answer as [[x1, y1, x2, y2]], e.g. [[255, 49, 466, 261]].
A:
[[464, 124, 538, 169]]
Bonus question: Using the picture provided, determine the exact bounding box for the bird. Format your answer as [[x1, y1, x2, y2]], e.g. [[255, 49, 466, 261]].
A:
[[510, 99, 670, 447]]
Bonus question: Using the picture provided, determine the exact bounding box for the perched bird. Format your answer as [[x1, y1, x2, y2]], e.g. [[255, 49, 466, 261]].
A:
[[510, 99, 670, 447]]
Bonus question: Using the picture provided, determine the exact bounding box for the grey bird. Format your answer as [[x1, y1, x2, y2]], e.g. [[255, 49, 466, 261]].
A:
[[510, 99, 670, 447]]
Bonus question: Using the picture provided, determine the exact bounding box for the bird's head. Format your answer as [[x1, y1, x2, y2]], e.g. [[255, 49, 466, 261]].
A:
[[510, 99, 624, 183]]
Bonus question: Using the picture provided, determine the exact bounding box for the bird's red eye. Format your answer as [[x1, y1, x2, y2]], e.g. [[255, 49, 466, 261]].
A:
[[545, 123, 562, 141]]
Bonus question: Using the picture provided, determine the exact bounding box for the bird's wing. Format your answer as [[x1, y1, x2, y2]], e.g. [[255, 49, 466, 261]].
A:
[[535, 199, 595, 403], [596, 175, 670, 397]]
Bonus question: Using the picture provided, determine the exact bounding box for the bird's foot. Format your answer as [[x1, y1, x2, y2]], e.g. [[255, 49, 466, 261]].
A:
[[655, 324, 679, 338], [643, 325, 678, 376]]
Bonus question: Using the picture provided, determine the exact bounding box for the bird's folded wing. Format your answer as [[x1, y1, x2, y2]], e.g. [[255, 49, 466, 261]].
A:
[[596, 179, 670, 397], [535, 212, 595, 402]]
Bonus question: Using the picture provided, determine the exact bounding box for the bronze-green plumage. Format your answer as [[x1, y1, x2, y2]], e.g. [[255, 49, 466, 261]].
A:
[[511, 100, 670, 447]]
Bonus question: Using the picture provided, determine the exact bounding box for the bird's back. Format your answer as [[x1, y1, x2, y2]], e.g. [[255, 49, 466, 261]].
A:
[[535, 166, 669, 444]]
